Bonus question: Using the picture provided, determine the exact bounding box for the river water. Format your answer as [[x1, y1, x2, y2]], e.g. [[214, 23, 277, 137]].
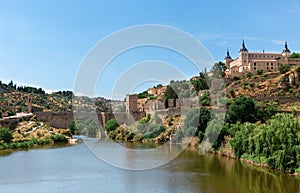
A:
[[0, 139, 299, 193]]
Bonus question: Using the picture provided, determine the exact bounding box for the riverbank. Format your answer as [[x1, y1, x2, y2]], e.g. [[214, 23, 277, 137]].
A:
[[0, 119, 79, 151], [209, 145, 300, 178]]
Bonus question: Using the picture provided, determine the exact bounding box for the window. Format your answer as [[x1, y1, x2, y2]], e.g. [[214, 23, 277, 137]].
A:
[[271, 63, 273, 66], [254, 67, 256, 70], [254, 63, 256, 66], [271, 67, 273, 70], [267, 63, 269, 65], [267, 67, 269, 70]]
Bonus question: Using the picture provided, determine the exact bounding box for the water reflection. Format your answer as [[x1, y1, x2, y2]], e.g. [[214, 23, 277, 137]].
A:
[[0, 140, 299, 193]]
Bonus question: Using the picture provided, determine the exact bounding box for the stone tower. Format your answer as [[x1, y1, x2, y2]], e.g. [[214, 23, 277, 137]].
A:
[[282, 41, 291, 64], [239, 40, 249, 71], [224, 49, 232, 69], [125, 94, 138, 113], [282, 41, 291, 57]]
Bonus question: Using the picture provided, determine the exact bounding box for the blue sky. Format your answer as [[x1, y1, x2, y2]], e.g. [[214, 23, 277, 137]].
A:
[[0, 0, 300, 99]]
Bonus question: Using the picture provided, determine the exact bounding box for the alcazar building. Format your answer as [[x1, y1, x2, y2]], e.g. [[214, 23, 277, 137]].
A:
[[224, 41, 300, 76]]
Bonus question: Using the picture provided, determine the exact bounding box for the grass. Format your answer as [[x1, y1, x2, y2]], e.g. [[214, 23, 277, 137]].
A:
[[0, 136, 68, 150]]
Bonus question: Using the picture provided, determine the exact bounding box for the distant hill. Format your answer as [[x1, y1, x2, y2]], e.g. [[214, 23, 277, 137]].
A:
[[0, 80, 116, 115]]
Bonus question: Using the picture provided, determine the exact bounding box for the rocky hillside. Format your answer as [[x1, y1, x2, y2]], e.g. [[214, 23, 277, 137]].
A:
[[0, 81, 116, 115], [225, 66, 300, 111]]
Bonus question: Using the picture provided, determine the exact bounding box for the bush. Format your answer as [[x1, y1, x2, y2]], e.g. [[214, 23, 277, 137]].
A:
[[279, 64, 290, 74], [199, 92, 210, 106], [257, 69, 263, 75], [0, 127, 12, 143], [50, 134, 68, 143], [246, 72, 252, 78], [289, 52, 300, 58], [280, 76, 286, 83], [104, 119, 119, 133], [226, 96, 256, 124], [143, 125, 166, 139]]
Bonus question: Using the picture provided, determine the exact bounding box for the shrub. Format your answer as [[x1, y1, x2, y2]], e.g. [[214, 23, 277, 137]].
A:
[[226, 96, 256, 124], [279, 64, 290, 74], [199, 92, 210, 106], [289, 52, 300, 58], [257, 69, 263, 75], [0, 127, 12, 143], [50, 134, 68, 143], [280, 76, 286, 83], [246, 72, 253, 78], [104, 119, 119, 133]]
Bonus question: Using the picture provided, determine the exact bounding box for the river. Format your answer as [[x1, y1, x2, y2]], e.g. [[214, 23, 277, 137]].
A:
[[0, 139, 299, 193]]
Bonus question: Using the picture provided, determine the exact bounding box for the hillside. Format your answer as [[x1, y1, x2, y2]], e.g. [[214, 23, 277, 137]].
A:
[[225, 66, 300, 112], [0, 81, 116, 116]]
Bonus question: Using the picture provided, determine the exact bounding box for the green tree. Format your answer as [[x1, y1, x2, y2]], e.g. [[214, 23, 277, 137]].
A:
[[257, 69, 264, 75], [104, 119, 119, 133], [289, 52, 300, 58], [278, 64, 290, 74], [0, 127, 13, 143], [199, 91, 210, 106], [184, 107, 211, 141], [190, 72, 209, 93], [230, 122, 255, 158], [226, 96, 256, 124], [204, 114, 228, 148], [211, 62, 226, 78], [69, 120, 78, 135]]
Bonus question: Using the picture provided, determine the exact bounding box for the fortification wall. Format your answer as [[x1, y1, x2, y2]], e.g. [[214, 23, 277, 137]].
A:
[[34, 111, 146, 129]]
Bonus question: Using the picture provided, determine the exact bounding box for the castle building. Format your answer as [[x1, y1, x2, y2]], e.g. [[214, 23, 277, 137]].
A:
[[224, 40, 300, 76]]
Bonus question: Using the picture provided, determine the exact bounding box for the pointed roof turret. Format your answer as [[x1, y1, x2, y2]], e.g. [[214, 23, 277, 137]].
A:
[[283, 41, 291, 53], [240, 40, 248, 52], [225, 49, 232, 59]]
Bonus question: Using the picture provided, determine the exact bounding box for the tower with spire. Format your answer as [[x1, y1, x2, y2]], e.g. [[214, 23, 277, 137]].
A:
[[240, 40, 248, 52], [224, 49, 232, 69], [239, 40, 249, 69], [282, 41, 291, 57]]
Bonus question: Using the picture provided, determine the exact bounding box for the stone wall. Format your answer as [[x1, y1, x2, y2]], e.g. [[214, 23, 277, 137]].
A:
[[34, 111, 145, 129]]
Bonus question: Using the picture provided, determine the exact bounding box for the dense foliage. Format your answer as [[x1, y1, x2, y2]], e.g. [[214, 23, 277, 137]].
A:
[[104, 118, 119, 133], [190, 73, 209, 93], [226, 96, 256, 124], [289, 52, 300, 58], [0, 127, 13, 143], [72, 118, 99, 137], [211, 62, 226, 78], [183, 107, 211, 142], [278, 64, 291, 74], [229, 113, 300, 171]]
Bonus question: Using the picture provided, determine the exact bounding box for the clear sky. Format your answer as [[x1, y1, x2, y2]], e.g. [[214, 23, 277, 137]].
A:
[[1, 0, 300, 99]]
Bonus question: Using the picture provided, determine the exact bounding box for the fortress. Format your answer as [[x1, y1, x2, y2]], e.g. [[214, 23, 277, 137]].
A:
[[224, 41, 300, 76]]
